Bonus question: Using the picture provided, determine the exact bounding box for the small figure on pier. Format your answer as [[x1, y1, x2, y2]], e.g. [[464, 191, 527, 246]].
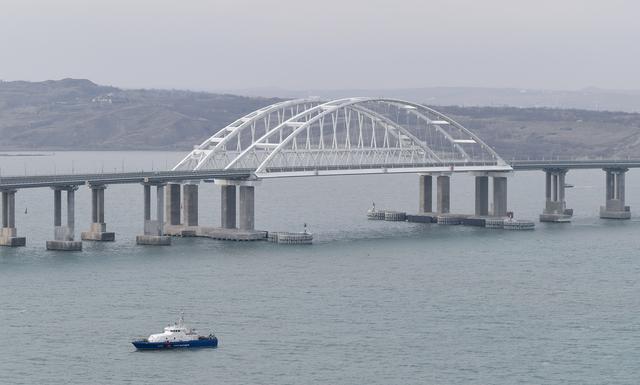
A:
[[367, 202, 385, 220], [303, 223, 309, 235]]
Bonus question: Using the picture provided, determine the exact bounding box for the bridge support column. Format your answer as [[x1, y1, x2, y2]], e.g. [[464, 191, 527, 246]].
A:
[[540, 169, 573, 222], [239, 185, 255, 231], [0, 189, 25, 247], [47, 186, 82, 251], [165, 183, 182, 227], [182, 183, 199, 227], [474, 176, 489, 216], [418, 175, 433, 213], [220, 185, 237, 229], [213, 179, 264, 238], [143, 184, 151, 221], [436, 175, 450, 214], [600, 168, 631, 219], [492, 175, 508, 217], [81, 184, 115, 241], [137, 183, 171, 245]]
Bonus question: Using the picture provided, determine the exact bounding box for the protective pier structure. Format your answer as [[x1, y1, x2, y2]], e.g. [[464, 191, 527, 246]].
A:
[[161, 178, 265, 241], [540, 168, 573, 222], [136, 183, 172, 245], [600, 168, 630, 219], [0, 189, 26, 246], [46, 186, 82, 251], [81, 184, 115, 241], [414, 171, 511, 225]]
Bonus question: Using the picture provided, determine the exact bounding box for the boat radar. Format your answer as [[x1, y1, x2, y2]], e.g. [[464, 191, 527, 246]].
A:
[[131, 312, 218, 350]]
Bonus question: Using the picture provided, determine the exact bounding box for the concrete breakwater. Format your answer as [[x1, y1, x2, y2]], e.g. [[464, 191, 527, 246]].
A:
[[368, 209, 535, 230], [267, 231, 313, 244]]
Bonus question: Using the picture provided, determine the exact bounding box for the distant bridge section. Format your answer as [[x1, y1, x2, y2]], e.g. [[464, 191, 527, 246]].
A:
[[510, 159, 640, 171], [0, 169, 253, 189], [509, 159, 638, 223]]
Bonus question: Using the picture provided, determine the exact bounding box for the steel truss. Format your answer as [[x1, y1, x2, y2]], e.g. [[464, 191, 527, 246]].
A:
[[173, 98, 511, 177]]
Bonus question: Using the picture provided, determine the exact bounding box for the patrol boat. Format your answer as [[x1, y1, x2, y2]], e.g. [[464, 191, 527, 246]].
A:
[[132, 313, 218, 350]]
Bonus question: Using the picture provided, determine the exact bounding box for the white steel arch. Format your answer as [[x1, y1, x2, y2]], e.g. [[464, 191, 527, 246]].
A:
[[173, 97, 511, 177], [173, 98, 324, 171]]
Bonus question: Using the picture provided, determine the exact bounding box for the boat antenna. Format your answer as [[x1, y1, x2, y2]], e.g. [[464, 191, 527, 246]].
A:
[[178, 310, 184, 327]]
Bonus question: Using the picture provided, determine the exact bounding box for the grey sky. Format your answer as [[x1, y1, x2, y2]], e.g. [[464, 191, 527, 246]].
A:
[[1, 0, 638, 91]]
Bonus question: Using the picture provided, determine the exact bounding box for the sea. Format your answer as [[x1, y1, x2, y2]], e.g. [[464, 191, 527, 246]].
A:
[[0, 151, 638, 385]]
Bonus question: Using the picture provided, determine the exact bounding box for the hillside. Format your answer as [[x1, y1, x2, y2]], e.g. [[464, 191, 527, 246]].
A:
[[1, 79, 639, 159], [0, 79, 278, 150], [227, 86, 640, 113], [438, 106, 640, 160]]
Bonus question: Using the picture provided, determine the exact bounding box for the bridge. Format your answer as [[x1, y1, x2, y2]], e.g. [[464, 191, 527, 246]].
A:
[[172, 97, 511, 176], [0, 170, 253, 189], [0, 97, 634, 249], [510, 159, 640, 170]]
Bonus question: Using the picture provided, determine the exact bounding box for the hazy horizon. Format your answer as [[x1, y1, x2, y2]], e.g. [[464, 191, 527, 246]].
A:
[[2, 0, 639, 92], [6, 77, 640, 94]]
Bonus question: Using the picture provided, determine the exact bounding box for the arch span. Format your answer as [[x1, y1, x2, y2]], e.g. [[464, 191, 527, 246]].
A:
[[173, 98, 511, 177]]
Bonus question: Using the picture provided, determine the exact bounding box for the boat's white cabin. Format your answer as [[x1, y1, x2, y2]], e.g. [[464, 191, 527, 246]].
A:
[[148, 313, 199, 342]]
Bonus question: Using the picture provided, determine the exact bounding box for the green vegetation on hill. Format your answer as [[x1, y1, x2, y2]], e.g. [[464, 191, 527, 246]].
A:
[[1, 79, 639, 159]]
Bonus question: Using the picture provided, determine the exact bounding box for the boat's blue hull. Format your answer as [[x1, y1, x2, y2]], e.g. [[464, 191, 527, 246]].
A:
[[132, 337, 218, 350]]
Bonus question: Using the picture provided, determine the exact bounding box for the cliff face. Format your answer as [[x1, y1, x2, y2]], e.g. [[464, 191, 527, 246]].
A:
[[1, 79, 640, 159]]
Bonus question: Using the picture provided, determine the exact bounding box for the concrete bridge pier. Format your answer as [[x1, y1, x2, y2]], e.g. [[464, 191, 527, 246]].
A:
[[472, 173, 509, 218], [47, 186, 82, 251], [492, 174, 508, 217], [0, 189, 26, 247], [436, 174, 451, 214], [165, 183, 182, 227], [216, 179, 260, 230], [238, 185, 255, 230], [540, 169, 573, 222], [418, 174, 433, 213], [600, 168, 631, 219], [81, 184, 115, 241], [182, 183, 199, 227], [474, 175, 489, 216], [220, 184, 236, 229], [162, 182, 199, 237], [136, 183, 171, 245], [206, 179, 264, 240]]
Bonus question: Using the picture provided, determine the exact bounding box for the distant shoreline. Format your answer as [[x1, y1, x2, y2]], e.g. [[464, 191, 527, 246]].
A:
[[0, 153, 54, 157]]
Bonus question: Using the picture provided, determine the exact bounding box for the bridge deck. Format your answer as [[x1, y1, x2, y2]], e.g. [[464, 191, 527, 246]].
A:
[[510, 160, 640, 170], [0, 170, 253, 189], [1, 160, 638, 189]]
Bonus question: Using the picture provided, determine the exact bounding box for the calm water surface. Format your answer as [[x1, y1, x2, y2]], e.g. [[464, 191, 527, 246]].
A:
[[0, 152, 639, 384]]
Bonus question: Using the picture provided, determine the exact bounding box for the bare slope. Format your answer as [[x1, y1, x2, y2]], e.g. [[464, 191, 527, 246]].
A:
[[0, 79, 278, 150], [441, 106, 640, 160], [1, 79, 639, 159]]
